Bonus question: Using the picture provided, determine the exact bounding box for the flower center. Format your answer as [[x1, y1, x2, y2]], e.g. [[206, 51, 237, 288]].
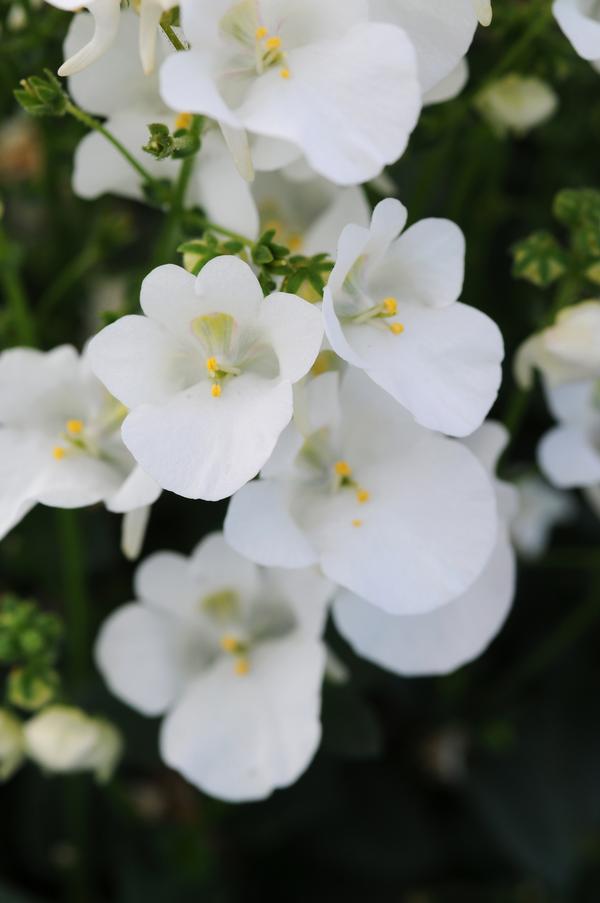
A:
[[348, 296, 405, 336], [220, 2, 291, 79], [220, 633, 250, 676], [52, 418, 88, 460]]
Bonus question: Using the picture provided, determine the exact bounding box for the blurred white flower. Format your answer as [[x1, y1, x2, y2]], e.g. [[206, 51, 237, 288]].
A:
[[159, 0, 422, 185], [323, 199, 504, 437], [96, 533, 333, 801], [515, 301, 600, 389], [0, 709, 25, 781], [333, 422, 517, 676], [553, 0, 600, 68], [510, 474, 575, 559], [88, 258, 324, 501], [24, 706, 122, 782], [475, 74, 558, 137], [538, 379, 600, 494], [0, 345, 160, 542], [47, 0, 175, 76], [225, 369, 498, 615]]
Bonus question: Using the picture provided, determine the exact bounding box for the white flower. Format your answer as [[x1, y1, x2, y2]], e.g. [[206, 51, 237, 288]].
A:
[[332, 421, 517, 676], [475, 74, 558, 137], [538, 378, 600, 491], [159, 0, 422, 185], [88, 257, 324, 501], [369, 0, 482, 94], [0, 345, 160, 542], [95, 533, 332, 801], [47, 0, 175, 76], [323, 199, 504, 437], [515, 301, 600, 389], [0, 709, 25, 781], [225, 369, 498, 615], [24, 706, 122, 782], [510, 475, 575, 559], [553, 0, 600, 66]]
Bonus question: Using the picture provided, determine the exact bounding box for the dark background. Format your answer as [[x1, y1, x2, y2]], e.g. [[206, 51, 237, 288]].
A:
[[2, 1, 600, 900]]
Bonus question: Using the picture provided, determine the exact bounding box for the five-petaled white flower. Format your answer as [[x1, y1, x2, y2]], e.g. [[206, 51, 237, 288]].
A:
[[46, 0, 175, 76], [0, 345, 160, 544], [225, 368, 498, 615], [95, 533, 333, 801], [159, 0, 422, 185], [475, 74, 558, 137], [323, 198, 504, 437], [88, 257, 324, 501], [333, 421, 518, 676]]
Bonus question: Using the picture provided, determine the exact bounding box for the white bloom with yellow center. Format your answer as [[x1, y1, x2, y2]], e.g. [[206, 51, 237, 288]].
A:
[[0, 345, 160, 544], [46, 0, 175, 76], [0, 709, 25, 781], [88, 257, 324, 501], [159, 0, 422, 185], [333, 422, 518, 676], [95, 533, 333, 801], [323, 199, 504, 437], [225, 369, 498, 615], [475, 74, 558, 137], [24, 706, 122, 782]]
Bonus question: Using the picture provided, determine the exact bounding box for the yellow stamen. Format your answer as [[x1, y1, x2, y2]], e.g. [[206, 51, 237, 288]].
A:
[[390, 322, 405, 335], [288, 233, 302, 250], [265, 35, 281, 50], [334, 460, 352, 477], [211, 383, 222, 398], [220, 634, 238, 654], [235, 657, 250, 676], [255, 25, 268, 40], [356, 489, 370, 504], [382, 297, 398, 315], [280, 68, 291, 79], [52, 446, 66, 460], [206, 356, 218, 375], [66, 419, 83, 436], [175, 112, 193, 131], [352, 519, 363, 528]]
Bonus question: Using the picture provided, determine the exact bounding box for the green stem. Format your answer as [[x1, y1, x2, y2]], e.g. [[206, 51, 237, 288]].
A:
[[476, 2, 554, 89], [0, 225, 37, 345], [65, 101, 158, 189], [161, 22, 187, 52], [152, 116, 203, 265], [56, 509, 89, 687], [39, 244, 100, 319]]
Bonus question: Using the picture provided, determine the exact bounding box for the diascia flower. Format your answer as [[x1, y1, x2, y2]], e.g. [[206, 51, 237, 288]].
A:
[[24, 706, 122, 782], [95, 533, 333, 801], [159, 0, 422, 185], [0, 345, 160, 542], [332, 422, 517, 676], [88, 257, 324, 501], [516, 301, 600, 390], [323, 199, 504, 437], [225, 369, 498, 615], [46, 0, 175, 76]]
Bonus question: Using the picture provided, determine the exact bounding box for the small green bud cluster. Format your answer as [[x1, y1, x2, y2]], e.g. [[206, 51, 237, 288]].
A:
[[0, 594, 63, 711]]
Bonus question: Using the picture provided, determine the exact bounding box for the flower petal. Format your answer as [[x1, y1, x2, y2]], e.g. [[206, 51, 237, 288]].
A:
[[260, 292, 324, 382]]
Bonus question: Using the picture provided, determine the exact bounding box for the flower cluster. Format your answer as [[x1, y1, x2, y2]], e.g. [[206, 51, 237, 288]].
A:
[[4, 0, 593, 805]]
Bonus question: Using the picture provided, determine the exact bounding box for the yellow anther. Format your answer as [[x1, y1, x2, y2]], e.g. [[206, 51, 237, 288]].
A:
[[356, 488, 370, 504], [175, 112, 193, 131], [265, 35, 281, 50], [390, 322, 405, 335], [382, 297, 398, 315], [220, 634, 238, 654], [66, 419, 83, 436], [52, 446, 66, 460], [280, 68, 291, 79], [288, 234, 302, 251], [334, 460, 352, 478], [352, 519, 363, 528], [255, 25, 268, 39], [235, 657, 250, 676], [206, 356, 218, 374], [211, 383, 222, 398]]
